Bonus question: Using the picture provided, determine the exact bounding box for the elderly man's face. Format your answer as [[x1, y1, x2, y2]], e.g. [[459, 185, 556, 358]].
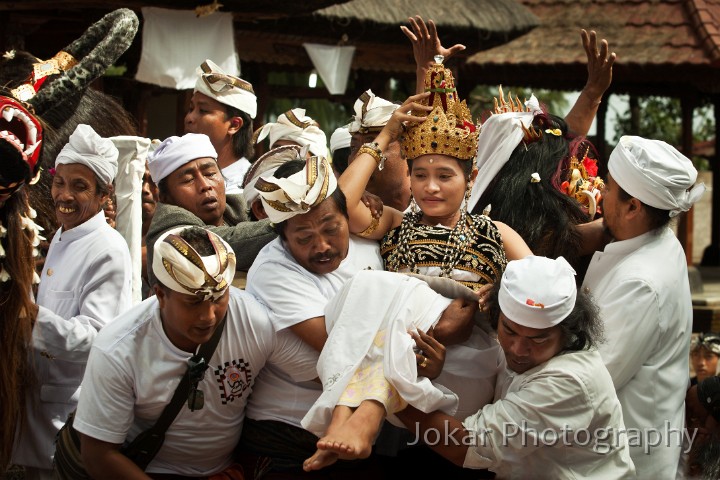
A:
[[155, 286, 230, 353], [283, 197, 349, 275], [51, 163, 109, 230], [163, 158, 226, 226], [349, 132, 411, 211], [497, 314, 564, 374]]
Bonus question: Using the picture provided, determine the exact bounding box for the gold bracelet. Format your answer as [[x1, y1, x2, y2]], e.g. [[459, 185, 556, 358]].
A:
[[357, 142, 387, 170], [356, 215, 380, 238]]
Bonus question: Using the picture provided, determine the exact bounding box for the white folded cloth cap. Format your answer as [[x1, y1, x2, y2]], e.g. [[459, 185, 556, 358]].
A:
[[256, 155, 337, 224], [55, 124, 119, 184], [255, 108, 328, 157], [194, 59, 257, 119], [152, 225, 236, 301], [609, 135, 706, 217], [147, 133, 217, 183], [499, 255, 577, 329], [330, 125, 352, 154], [347, 89, 399, 134], [242, 144, 303, 206]]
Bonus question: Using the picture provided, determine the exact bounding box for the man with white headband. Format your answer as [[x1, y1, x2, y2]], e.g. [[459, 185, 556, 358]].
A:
[[237, 155, 475, 476], [74, 226, 316, 477], [185, 59, 257, 195], [145, 132, 276, 286], [254, 108, 328, 158], [396, 255, 636, 478], [582, 135, 705, 477], [241, 144, 302, 221], [348, 90, 411, 211], [14, 123, 133, 476]]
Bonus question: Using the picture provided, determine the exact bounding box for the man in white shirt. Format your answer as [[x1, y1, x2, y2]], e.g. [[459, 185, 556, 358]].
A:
[[238, 155, 475, 477], [396, 255, 636, 479], [13, 124, 133, 478], [185, 59, 257, 195], [75, 226, 316, 477], [582, 136, 706, 478]]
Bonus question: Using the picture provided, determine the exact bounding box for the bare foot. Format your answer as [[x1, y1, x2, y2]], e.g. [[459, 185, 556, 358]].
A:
[[303, 449, 339, 471], [316, 400, 385, 460]]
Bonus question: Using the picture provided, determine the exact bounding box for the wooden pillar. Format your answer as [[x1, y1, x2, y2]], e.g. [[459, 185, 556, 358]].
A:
[[678, 96, 695, 265], [702, 95, 720, 265]]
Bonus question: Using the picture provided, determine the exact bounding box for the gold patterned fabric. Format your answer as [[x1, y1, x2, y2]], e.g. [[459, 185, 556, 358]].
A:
[[381, 213, 507, 291]]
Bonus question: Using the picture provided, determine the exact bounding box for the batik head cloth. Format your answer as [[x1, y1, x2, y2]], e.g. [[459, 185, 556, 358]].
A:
[[255, 155, 337, 224], [347, 90, 398, 134], [255, 108, 328, 158], [152, 226, 236, 301], [194, 59, 257, 119], [242, 144, 303, 206]]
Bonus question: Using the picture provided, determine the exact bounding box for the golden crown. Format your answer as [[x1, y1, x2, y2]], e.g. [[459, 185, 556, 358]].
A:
[[491, 86, 543, 144], [401, 56, 479, 161]]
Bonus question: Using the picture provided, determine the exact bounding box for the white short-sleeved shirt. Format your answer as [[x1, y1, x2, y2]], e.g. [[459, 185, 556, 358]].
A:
[[74, 289, 316, 476], [245, 235, 383, 426]]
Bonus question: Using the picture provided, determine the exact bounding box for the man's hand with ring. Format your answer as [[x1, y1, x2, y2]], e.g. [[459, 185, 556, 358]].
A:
[[412, 328, 446, 379]]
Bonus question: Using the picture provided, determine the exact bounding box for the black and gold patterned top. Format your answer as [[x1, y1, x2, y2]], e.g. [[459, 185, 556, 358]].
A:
[[380, 213, 507, 290]]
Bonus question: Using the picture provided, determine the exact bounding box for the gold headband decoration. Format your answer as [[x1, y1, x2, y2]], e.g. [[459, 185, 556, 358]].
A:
[[560, 147, 605, 219], [400, 56, 479, 161], [491, 86, 543, 145], [9, 51, 78, 103]]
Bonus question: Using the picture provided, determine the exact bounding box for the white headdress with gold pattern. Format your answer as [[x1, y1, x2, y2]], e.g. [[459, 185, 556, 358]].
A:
[[152, 226, 236, 301], [255, 156, 337, 224]]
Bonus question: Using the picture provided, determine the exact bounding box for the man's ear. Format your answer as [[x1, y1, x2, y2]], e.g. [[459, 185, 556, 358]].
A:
[[625, 197, 643, 219], [250, 199, 267, 220], [228, 116, 243, 135], [154, 284, 166, 308]]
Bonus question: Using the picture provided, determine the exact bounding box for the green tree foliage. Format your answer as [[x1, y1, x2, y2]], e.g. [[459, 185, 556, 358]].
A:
[[612, 96, 714, 170]]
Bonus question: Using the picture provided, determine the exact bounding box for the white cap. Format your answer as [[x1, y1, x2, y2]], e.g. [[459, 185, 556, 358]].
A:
[[55, 124, 119, 184], [609, 136, 705, 217], [147, 133, 217, 183], [498, 256, 577, 329], [330, 126, 352, 154], [194, 59, 257, 119]]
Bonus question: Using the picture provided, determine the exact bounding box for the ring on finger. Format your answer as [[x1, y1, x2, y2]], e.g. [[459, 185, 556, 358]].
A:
[[419, 355, 428, 368]]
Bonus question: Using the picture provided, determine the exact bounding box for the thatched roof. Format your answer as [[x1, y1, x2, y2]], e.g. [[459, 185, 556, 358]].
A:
[[235, 0, 539, 52], [463, 0, 720, 95]]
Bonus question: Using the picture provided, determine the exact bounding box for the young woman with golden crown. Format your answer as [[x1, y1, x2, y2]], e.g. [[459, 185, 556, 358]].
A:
[[301, 55, 533, 474]]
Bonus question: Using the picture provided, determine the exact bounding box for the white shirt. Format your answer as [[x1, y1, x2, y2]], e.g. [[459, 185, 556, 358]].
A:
[[74, 289, 316, 476], [245, 236, 383, 427], [13, 210, 133, 469], [463, 350, 636, 479], [222, 157, 251, 195], [582, 227, 691, 478]]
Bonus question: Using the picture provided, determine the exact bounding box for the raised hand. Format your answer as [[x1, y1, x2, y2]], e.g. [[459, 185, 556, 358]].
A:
[[581, 29, 616, 100], [401, 15, 466, 69]]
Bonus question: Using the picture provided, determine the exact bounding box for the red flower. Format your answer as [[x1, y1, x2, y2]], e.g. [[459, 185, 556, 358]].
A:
[[583, 156, 598, 177]]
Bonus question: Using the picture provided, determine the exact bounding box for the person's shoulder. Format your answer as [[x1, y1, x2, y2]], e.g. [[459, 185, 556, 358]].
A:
[[93, 297, 159, 353]]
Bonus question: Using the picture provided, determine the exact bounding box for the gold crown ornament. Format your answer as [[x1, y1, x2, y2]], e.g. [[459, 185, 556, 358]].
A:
[[560, 148, 605, 219], [401, 56, 479, 161]]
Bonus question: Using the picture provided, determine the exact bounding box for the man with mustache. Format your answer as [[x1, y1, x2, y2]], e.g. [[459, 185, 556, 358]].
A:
[[237, 154, 476, 478], [144, 133, 276, 285]]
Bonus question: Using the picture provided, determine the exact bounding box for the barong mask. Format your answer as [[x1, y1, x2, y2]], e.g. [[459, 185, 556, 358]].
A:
[[400, 56, 479, 161], [153, 227, 236, 301], [255, 155, 337, 224]]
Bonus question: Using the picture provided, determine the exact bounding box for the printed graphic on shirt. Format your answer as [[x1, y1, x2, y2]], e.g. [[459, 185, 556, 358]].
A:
[[215, 359, 252, 404]]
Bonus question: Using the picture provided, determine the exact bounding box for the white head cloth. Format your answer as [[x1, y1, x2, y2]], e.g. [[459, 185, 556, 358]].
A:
[[499, 255, 577, 329], [242, 144, 303, 205], [55, 124, 119, 184], [256, 155, 337, 224], [348, 89, 399, 133], [468, 95, 542, 212], [152, 226, 236, 301], [147, 133, 217, 183], [255, 108, 328, 158], [330, 126, 352, 154], [609, 135, 706, 217], [194, 59, 257, 119]]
